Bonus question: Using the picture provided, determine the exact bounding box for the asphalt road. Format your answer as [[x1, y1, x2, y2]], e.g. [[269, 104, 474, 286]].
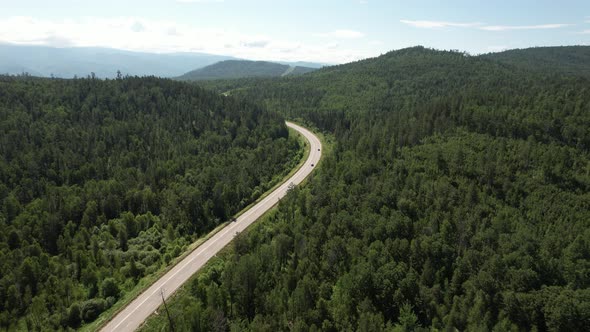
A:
[[100, 121, 321, 332]]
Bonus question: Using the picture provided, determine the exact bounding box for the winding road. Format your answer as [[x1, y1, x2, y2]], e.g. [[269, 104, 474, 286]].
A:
[[100, 121, 321, 332]]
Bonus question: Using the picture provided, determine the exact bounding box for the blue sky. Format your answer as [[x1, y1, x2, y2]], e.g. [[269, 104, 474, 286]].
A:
[[0, 0, 589, 63]]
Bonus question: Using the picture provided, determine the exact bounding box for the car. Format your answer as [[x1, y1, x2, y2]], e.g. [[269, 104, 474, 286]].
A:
[[318, 148, 320, 151], [311, 164, 314, 167]]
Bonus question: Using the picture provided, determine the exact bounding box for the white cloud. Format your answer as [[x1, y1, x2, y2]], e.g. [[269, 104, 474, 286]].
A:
[[401, 19, 571, 32], [326, 42, 339, 49], [316, 29, 365, 39], [480, 24, 570, 31], [130, 21, 145, 32], [166, 26, 180, 36], [400, 20, 482, 29], [241, 39, 270, 48], [0, 16, 366, 63], [579, 29, 590, 34]]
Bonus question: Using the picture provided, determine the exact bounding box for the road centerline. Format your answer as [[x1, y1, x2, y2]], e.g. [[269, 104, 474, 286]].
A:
[[100, 121, 321, 332]]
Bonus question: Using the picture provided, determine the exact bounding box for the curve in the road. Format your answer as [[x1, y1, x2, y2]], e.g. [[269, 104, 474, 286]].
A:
[[100, 121, 321, 332]]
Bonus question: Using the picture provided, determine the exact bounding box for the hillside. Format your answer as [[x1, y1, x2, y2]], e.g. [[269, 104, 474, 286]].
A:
[[0, 44, 236, 78], [0, 76, 302, 330], [481, 45, 590, 78], [177, 60, 317, 81], [278, 61, 329, 69], [143, 46, 590, 331], [205, 46, 544, 117], [288, 65, 318, 76]]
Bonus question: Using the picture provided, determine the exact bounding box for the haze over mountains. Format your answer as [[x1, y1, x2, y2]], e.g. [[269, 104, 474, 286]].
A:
[[177, 60, 318, 81], [6, 43, 586, 82], [0, 44, 325, 79]]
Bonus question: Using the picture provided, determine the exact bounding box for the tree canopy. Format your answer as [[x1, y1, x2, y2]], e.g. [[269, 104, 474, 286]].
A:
[[0, 75, 301, 330], [143, 46, 590, 331]]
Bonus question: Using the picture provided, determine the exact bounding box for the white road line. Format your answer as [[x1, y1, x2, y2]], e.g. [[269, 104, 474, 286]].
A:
[[100, 121, 321, 332]]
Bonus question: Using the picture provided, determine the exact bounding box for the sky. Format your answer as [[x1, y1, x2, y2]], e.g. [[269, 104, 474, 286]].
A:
[[0, 0, 589, 64]]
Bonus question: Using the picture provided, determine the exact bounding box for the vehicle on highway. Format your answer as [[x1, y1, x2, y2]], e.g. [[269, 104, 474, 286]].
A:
[[100, 122, 320, 332]]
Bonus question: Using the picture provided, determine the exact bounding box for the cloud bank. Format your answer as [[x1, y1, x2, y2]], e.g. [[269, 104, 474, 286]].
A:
[[316, 29, 365, 39], [399, 20, 481, 29], [0, 16, 369, 63], [480, 24, 570, 31], [400, 19, 570, 31]]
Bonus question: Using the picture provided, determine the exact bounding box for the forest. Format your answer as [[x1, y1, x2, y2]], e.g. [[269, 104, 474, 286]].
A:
[[177, 60, 316, 81], [142, 46, 590, 331], [0, 75, 302, 330], [481, 46, 590, 79]]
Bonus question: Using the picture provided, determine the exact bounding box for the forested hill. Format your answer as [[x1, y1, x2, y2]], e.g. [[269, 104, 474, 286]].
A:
[[481, 45, 590, 78], [202, 46, 524, 111], [177, 60, 317, 81], [144, 46, 590, 331], [0, 75, 301, 330], [204, 46, 589, 147]]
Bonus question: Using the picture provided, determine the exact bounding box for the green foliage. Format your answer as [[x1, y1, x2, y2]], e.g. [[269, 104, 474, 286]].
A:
[[0, 75, 300, 329], [100, 278, 120, 299], [177, 60, 316, 81], [482, 45, 590, 79], [143, 47, 590, 331], [80, 298, 107, 322], [393, 303, 420, 332], [67, 303, 82, 328]]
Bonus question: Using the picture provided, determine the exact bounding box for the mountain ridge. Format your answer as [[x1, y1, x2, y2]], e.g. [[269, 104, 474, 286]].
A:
[[480, 45, 590, 78], [176, 59, 318, 81]]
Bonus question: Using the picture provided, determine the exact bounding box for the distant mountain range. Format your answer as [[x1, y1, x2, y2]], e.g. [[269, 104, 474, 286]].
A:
[[176, 60, 318, 81], [7, 43, 585, 82], [176, 45, 590, 82], [277, 61, 327, 69], [0, 44, 325, 79], [0, 44, 239, 78]]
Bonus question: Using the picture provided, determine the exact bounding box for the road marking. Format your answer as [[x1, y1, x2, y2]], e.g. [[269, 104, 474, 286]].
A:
[[102, 122, 321, 332]]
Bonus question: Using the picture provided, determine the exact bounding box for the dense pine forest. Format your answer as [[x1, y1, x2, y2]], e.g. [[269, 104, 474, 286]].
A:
[[482, 45, 590, 79], [143, 47, 590, 331], [0, 76, 301, 330]]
